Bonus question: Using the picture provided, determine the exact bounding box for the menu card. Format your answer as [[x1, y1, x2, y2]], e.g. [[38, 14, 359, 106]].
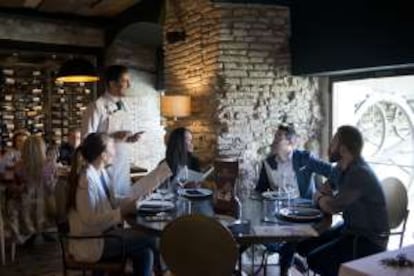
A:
[[253, 225, 318, 237], [130, 161, 172, 199]]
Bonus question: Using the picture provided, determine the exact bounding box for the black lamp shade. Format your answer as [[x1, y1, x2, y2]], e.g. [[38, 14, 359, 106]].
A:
[[56, 58, 99, 83]]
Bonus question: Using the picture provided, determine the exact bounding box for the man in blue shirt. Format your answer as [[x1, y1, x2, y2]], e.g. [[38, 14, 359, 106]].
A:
[[58, 128, 81, 165], [256, 124, 335, 199], [297, 125, 389, 276], [255, 124, 336, 275]]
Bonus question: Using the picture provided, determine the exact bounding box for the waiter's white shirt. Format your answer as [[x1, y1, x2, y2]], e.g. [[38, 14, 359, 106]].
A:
[[81, 92, 133, 196], [68, 164, 121, 262]]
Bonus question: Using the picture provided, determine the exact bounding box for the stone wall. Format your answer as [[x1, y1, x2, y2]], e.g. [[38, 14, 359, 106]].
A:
[[106, 39, 165, 170], [164, 1, 323, 188], [164, 0, 220, 163]]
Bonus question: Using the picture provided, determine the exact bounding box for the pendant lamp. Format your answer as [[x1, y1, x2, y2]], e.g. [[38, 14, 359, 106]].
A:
[[56, 58, 99, 83]]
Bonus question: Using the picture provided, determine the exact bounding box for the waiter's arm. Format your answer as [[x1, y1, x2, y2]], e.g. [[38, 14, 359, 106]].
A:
[[81, 102, 100, 138]]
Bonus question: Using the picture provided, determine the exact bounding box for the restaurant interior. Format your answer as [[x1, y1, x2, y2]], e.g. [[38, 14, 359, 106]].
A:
[[0, 0, 413, 275]]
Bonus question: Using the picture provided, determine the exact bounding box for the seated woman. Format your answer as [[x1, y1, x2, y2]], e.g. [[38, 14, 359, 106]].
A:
[[165, 127, 200, 188], [67, 132, 156, 276], [0, 129, 29, 180], [6, 134, 46, 244]]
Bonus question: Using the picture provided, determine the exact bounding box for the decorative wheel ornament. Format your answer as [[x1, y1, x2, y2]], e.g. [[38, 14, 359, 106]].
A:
[[354, 95, 414, 192]]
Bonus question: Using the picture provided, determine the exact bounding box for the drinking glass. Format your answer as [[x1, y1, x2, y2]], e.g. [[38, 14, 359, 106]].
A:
[[157, 177, 171, 202], [281, 174, 298, 209], [262, 198, 277, 223], [177, 165, 189, 188]]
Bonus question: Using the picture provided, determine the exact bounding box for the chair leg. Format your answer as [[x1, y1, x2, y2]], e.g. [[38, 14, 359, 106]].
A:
[[0, 228, 5, 265], [399, 211, 409, 248], [11, 242, 16, 262]]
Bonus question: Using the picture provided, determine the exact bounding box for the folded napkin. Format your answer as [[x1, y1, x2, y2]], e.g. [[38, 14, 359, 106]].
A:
[[137, 200, 174, 209]]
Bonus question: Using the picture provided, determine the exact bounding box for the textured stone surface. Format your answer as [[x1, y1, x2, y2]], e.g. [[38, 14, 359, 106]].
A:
[[164, 0, 323, 189]]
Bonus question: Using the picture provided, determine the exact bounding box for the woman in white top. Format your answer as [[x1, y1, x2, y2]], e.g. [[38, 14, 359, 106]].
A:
[[67, 132, 155, 276]]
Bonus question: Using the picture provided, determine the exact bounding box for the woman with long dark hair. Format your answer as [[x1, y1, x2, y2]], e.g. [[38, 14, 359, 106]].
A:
[[165, 127, 200, 179], [67, 132, 155, 276]]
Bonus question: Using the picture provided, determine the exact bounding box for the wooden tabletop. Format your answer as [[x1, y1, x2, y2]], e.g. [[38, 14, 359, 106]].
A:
[[125, 193, 332, 247]]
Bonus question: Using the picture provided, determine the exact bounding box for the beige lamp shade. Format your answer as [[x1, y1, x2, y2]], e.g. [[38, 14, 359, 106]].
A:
[[161, 95, 191, 118]]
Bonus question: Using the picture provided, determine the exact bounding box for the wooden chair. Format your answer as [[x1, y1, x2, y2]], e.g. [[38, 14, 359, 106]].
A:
[[213, 157, 240, 218], [380, 177, 410, 248], [0, 183, 16, 265], [57, 222, 126, 276], [160, 214, 238, 276]]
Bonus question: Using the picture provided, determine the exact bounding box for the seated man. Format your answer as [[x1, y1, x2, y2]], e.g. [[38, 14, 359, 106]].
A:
[[58, 128, 81, 166], [255, 124, 336, 276], [297, 125, 389, 276]]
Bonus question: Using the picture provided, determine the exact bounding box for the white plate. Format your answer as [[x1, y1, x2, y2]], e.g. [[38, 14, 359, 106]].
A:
[[177, 188, 213, 198], [136, 200, 175, 213], [262, 191, 291, 200], [278, 207, 323, 222], [147, 192, 174, 201]]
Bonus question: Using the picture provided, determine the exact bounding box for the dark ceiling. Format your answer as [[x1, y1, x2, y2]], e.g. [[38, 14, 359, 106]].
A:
[[0, 0, 139, 17]]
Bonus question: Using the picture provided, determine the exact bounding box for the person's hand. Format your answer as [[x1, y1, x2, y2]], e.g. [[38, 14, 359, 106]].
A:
[[184, 181, 201, 189], [126, 131, 144, 143], [112, 130, 132, 142], [120, 197, 136, 217], [313, 190, 323, 203], [318, 181, 333, 196]]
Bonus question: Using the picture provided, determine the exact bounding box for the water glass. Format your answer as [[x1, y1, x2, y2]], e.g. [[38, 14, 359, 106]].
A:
[[157, 178, 171, 201], [177, 165, 189, 188], [262, 198, 277, 223]]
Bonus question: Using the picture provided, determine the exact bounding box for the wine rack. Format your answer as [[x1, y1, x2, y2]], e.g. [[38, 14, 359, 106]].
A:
[[0, 65, 95, 150]]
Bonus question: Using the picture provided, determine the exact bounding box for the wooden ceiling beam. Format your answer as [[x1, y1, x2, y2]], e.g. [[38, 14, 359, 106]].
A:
[[0, 7, 111, 27], [211, 0, 291, 6], [23, 0, 43, 8]]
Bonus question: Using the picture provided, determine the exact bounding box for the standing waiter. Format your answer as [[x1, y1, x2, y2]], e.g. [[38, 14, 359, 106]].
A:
[[81, 65, 142, 196]]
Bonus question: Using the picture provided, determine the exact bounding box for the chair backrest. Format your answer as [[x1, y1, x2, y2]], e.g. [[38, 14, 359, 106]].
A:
[[213, 158, 239, 217], [160, 214, 238, 276], [380, 177, 408, 229]]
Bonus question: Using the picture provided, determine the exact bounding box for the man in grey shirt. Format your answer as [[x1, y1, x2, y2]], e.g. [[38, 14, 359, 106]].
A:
[[297, 125, 389, 276]]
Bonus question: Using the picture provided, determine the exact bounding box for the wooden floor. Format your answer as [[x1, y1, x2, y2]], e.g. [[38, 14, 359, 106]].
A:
[[0, 234, 78, 276], [0, 236, 303, 276]]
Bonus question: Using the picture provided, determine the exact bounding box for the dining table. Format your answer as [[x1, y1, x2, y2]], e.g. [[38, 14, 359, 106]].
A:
[[124, 189, 332, 274], [338, 244, 414, 276]]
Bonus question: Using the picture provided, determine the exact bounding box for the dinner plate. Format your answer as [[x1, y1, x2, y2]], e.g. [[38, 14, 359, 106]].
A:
[[136, 200, 175, 213], [177, 188, 213, 198], [147, 192, 175, 201], [278, 207, 323, 222], [262, 191, 291, 200], [291, 198, 314, 208], [215, 214, 237, 227]]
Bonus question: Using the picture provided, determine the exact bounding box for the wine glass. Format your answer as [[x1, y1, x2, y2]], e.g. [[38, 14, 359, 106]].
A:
[[281, 173, 298, 209], [177, 165, 189, 188], [157, 177, 171, 202]]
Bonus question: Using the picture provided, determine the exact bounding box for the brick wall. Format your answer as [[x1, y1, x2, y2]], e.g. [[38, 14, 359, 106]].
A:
[[164, 1, 323, 188]]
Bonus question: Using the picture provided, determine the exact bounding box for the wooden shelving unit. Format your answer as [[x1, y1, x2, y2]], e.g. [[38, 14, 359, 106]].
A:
[[0, 51, 96, 150]]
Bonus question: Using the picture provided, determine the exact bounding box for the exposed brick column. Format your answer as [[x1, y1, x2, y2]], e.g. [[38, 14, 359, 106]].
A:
[[164, 1, 323, 188]]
